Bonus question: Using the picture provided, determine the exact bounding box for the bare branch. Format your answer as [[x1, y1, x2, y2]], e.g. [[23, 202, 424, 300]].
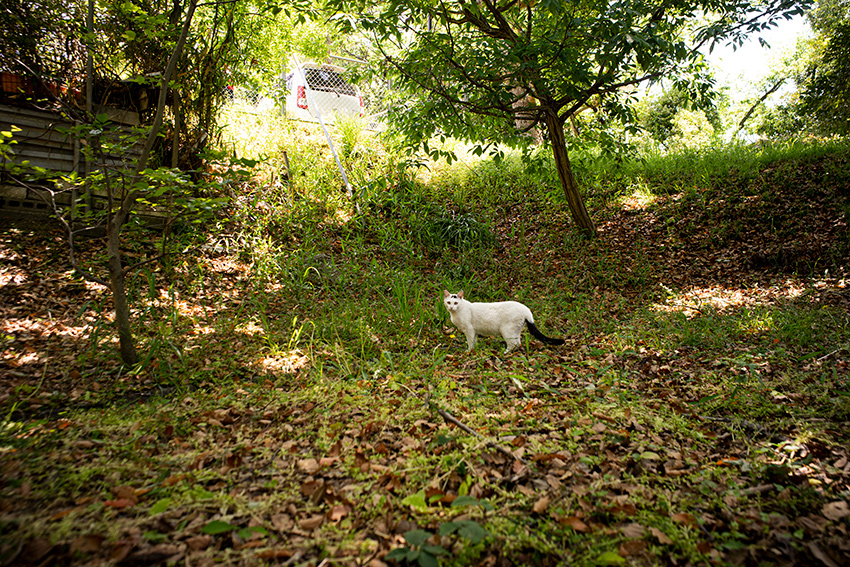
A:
[[735, 77, 786, 135], [10, 175, 111, 286]]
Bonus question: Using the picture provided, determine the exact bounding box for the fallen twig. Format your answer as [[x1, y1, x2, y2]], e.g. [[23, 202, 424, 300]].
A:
[[434, 406, 529, 466]]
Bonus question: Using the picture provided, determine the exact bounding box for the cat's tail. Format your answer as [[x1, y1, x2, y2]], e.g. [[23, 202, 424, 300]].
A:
[[526, 320, 565, 345]]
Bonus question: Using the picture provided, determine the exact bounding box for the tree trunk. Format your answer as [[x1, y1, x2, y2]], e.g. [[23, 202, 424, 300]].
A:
[[106, 219, 138, 366], [102, 0, 198, 366], [543, 109, 597, 239]]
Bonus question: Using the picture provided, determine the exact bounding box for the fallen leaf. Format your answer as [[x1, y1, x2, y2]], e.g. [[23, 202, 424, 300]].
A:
[[185, 535, 213, 551], [822, 500, 850, 521], [112, 485, 140, 504], [104, 498, 135, 508], [671, 512, 697, 526], [618, 539, 646, 556], [318, 456, 337, 467], [808, 541, 840, 567], [296, 458, 321, 474], [328, 440, 342, 457], [299, 514, 324, 531], [328, 504, 351, 522], [126, 543, 182, 564], [533, 496, 550, 514], [620, 523, 645, 538], [256, 548, 295, 559], [49, 508, 77, 521], [70, 534, 105, 554], [109, 539, 137, 562], [559, 516, 591, 533], [649, 527, 673, 545], [162, 474, 187, 486], [19, 538, 52, 563]]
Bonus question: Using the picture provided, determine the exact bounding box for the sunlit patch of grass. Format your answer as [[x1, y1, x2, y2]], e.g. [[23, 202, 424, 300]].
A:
[[617, 182, 659, 210]]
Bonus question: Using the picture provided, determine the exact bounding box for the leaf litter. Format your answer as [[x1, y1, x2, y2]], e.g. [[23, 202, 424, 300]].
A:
[[1, 149, 849, 566]]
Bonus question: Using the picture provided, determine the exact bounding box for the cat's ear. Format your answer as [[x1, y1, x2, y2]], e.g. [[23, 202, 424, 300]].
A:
[[443, 290, 450, 298], [458, 290, 464, 299]]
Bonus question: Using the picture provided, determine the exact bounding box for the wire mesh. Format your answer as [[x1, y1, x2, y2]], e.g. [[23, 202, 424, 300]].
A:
[[223, 57, 388, 130], [284, 58, 386, 131]]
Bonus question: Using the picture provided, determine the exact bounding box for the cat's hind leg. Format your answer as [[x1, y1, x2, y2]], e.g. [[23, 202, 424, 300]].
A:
[[503, 336, 521, 352], [503, 321, 524, 352]]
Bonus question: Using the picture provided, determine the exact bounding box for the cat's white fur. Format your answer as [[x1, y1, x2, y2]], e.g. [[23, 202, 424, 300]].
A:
[[443, 290, 563, 352]]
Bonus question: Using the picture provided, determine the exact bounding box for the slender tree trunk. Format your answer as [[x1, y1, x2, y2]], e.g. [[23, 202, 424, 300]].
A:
[[543, 109, 597, 238], [104, 0, 198, 366], [107, 223, 138, 365]]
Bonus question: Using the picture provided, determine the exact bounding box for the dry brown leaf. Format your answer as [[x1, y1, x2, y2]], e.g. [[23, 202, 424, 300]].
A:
[[299, 514, 324, 531], [103, 498, 135, 509], [112, 485, 140, 504], [822, 500, 850, 521], [619, 539, 646, 556], [162, 474, 187, 486], [533, 496, 550, 514], [256, 548, 295, 560], [559, 516, 591, 533], [649, 527, 672, 545], [318, 456, 337, 467], [20, 538, 52, 563], [185, 535, 213, 552], [328, 504, 351, 522], [70, 534, 105, 554], [671, 512, 697, 526], [296, 458, 321, 474], [328, 440, 342, 457], [271, 513, 294, 532], [808, 542, 840, 567], [620, 523, 645, 538]]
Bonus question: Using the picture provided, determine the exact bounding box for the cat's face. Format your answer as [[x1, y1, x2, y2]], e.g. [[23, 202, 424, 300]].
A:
[[443, 290, 463, 312]]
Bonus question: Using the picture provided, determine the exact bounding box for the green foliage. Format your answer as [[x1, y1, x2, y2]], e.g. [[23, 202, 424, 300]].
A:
[[388, 495, 491, 567], [0, 0, 83, 77], [330, 0, 807, 154], [799, 1, 850, 134], [639, 88, 723, 148], [201, 519, 267, 540]]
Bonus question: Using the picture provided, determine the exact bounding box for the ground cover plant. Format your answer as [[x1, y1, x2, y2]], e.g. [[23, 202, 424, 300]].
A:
[[1, 131, 849, 566]]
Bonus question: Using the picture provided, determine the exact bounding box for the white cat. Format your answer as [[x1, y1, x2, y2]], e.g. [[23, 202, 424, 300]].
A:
[[443, 290, 564, 352]]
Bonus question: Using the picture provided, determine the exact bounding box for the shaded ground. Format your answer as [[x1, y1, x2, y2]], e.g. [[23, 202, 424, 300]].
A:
[[1, 147, 849, 566]]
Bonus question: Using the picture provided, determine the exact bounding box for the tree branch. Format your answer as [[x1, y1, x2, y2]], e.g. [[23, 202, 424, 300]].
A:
[[735, 77, 786, 136], [11, 175, 111, 287], [435, 406, 529, 465], [116, 0, 199, 226]]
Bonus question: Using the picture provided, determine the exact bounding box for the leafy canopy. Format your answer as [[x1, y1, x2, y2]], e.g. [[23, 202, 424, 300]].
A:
[[331, 0, 811, 152]]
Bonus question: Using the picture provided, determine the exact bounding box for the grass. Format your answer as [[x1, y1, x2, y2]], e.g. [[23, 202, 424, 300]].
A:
[[0, 130, 849, 566]]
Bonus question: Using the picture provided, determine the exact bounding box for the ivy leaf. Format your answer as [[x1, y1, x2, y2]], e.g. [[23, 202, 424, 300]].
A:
[[237, 526, 268, 540], [385, 548, 409, 561], [439, 520, 489, 544], [403, 529, 433, 548], [450, 495, 480, 507], [201, 520, 235, 535], [149, 498, 171, 516], [417, 550, 439, 567], [401, 491, 428, 511], [597, 551, 626, 564]]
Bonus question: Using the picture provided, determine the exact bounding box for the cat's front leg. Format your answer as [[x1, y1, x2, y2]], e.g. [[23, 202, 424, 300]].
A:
[[465, 332, 477, 351]]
